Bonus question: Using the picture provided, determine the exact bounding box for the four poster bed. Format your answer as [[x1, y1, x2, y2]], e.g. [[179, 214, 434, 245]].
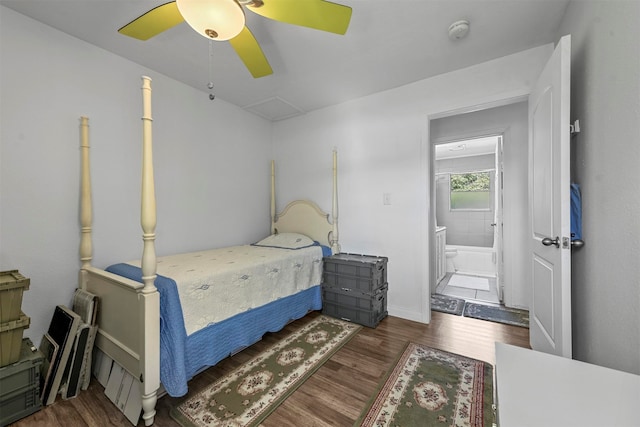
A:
[[77, 76, 340, 426]]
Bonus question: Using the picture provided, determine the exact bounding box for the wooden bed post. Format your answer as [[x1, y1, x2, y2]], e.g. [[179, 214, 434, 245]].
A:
[[79, 117, 92, 287], [271, 160, 276, 235], [331, 149, 340, 254], [139, 76, 160, 426], [140, 77, 157, 295]]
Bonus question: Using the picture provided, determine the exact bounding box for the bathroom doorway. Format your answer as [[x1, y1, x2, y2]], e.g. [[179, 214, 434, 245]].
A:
[[433, 135, 503, 305], [428, 100, 530, 312]]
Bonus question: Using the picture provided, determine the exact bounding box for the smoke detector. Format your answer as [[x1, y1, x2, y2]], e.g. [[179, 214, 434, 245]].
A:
[[448, 20, 470, 40]]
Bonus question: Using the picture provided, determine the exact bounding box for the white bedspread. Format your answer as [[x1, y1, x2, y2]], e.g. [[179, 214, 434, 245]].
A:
[[127, 244, 323, 335]]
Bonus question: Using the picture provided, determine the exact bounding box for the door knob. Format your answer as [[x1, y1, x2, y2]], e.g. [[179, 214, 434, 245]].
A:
[[571, 239, 585, 249], [541, 236, 560, 248]]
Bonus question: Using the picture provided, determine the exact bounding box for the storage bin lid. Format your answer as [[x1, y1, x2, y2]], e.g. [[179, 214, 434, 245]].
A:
[[325, 253, 387, 264], [0, 271, 30, 291], [0, 313, 30, 333]]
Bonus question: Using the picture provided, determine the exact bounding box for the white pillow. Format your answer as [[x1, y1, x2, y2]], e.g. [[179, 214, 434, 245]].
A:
[[253, 232, 316, 249]]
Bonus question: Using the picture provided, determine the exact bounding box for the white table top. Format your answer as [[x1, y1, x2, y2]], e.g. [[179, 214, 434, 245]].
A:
[[495, 342, 640, 427]]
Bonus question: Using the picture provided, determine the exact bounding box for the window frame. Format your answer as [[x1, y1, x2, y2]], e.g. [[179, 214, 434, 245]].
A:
[[448, 170, 493, 212]]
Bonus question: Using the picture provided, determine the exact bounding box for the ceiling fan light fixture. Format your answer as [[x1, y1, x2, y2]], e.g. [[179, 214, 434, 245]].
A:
[[177, 0, 245, 41]]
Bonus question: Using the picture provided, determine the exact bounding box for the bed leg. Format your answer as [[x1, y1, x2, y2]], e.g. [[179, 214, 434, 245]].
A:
[[141, 392, 157, 426]]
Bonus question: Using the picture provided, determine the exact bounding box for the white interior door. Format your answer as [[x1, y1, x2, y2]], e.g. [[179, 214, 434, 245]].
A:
[[528, 35, 572, 357]]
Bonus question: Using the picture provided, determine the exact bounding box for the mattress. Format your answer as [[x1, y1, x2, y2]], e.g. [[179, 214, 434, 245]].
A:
[[126, 244, 324, 335]]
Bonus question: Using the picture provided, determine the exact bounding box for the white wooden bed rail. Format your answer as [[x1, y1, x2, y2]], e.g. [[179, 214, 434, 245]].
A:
[[78, 76, 338, 426]]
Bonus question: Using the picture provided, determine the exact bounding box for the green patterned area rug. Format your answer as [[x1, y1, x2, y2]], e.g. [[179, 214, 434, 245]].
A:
[[356, 343, 494, 427], [171, 315, 361, 427]]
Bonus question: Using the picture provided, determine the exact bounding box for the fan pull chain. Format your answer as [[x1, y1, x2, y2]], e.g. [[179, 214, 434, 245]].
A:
[[208, 40, 215, 100]]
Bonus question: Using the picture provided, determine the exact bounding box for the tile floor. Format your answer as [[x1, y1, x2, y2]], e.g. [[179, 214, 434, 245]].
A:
[[436, 272, 500, 304]]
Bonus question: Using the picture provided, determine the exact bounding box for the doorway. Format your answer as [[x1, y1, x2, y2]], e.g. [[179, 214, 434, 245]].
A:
[[433, 135, 503, 305], [428, 100, 530, 312]]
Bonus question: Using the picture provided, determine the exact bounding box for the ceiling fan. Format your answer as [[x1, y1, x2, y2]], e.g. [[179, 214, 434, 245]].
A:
[[118, 0, 352, 78]]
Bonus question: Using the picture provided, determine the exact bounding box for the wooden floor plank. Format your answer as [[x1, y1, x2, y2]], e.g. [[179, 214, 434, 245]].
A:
[[9, 311, 529, 426]]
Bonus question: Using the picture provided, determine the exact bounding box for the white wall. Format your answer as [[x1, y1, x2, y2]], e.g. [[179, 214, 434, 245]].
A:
[[0, 7, 273, 345], [557, 1, 640, 375], [273, 45, 552, 322]]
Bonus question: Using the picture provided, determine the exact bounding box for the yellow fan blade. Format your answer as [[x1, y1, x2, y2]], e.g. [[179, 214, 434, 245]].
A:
[[229, 26, 273, 78], [248, 0, 352, 35], [118, 2, 184, 40]]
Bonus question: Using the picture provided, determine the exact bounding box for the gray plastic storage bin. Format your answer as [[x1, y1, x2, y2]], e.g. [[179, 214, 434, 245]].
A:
[[0, 338, 42, 426], [322, 284, 388, 312], [323, 274, 386, 294], [0, 385, 40, 427], [322, 295, 388, 328], [323, 253, 387, 293]]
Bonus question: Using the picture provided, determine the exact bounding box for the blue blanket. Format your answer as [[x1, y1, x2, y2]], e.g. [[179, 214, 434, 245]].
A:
[[571, 183, 582, 241], [105, 244, 329, 397]]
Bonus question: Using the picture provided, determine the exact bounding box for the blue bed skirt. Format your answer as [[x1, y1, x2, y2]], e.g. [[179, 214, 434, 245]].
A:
[[106, 263, 322, 397]]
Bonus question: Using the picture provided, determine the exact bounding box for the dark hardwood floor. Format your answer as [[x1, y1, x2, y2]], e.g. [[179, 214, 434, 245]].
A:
[[10, 311, 529, 426]]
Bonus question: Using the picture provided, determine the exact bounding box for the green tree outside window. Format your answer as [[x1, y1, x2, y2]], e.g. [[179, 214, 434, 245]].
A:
[[450, 172, 491, 210]]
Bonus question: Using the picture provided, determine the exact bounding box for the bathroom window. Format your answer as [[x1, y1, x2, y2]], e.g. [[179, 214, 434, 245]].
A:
[[450, 171, 491, 210]]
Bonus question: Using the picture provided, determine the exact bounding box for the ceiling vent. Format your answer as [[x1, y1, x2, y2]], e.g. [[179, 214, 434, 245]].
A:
[[244, 97, 305, 121]]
